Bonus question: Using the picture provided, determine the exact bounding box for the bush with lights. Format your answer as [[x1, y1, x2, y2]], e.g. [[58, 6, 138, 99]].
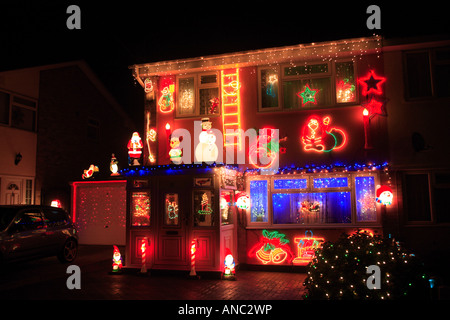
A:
[[303, 230, 430, 300]]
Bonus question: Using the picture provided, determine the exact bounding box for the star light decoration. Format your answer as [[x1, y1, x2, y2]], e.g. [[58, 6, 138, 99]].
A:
[[358, 70, 386, 96], [297, 84, 319, 106], [362, 97, 387, 118]]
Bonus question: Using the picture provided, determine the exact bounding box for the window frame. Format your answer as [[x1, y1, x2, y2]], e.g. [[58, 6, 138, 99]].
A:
[[0, 89, 38, 132], [403, 46, 450, 101], [175, 71, 221, 118], [257, 65, 282, 111], [247, 172, 381, 228], [257, 59, 359, 112]]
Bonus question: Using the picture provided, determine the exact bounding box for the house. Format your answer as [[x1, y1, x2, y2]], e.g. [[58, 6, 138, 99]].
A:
[[0, 61, 134, 223], [75, 34, 449, 274]]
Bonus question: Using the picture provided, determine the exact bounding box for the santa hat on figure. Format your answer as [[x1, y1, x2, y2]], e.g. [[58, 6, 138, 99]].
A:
[[376, 185, 393, 206], [111, 245, 123, 273], [222, 248, 236, 280]]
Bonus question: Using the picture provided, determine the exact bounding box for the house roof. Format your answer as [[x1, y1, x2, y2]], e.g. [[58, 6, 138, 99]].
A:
[[130, 35, 383, 80], [0, 60, 134, 128]]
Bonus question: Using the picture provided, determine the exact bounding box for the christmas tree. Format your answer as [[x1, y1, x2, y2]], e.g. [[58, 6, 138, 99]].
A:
[[303, 230, 430, 300]]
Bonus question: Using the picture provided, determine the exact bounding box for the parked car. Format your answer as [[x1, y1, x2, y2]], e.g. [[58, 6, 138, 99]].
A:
[[0, 205, 78, 264]]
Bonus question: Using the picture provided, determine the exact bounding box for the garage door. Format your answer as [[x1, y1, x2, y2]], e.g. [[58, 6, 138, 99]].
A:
[[72, 180, 126, 245]]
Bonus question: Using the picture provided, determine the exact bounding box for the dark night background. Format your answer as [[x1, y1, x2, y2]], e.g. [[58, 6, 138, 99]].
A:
[[1, 1, 448, 130]]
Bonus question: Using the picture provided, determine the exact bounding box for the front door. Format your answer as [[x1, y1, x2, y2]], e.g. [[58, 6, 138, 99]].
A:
[[155, 176, 189, 268]]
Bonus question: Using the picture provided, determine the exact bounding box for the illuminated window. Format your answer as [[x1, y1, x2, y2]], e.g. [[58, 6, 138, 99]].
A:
[[283, 62, 332, 109], [220, 190, 234, 225], [313, 177, 348, 188], [355, 176, 377, 222], [259, 67, 280, 110], [273, 179, 307, 190], [335, 61, 356, 103], [258, 60, 356, 112], [177, 76, 195, 116], [176, 72, 220, 117], [164, 193, 179, 226], [272, 192, 351, 224], [250, 180, 268, 223], [131, 191, 151, 226], [248, 173, 379, 226], [193, 190, 214, 227]]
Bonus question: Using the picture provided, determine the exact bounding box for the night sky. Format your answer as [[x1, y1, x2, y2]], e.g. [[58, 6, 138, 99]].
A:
[[1, 1, 448, 130]]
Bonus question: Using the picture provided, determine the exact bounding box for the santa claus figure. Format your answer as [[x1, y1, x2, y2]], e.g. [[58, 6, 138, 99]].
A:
[[128, 132, 143, 166], [302, 116, 325, 152]]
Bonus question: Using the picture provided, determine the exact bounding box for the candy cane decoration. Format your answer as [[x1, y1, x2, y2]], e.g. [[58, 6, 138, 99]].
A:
[[190, 239, 197, 277], [140, 237, 148, 274]]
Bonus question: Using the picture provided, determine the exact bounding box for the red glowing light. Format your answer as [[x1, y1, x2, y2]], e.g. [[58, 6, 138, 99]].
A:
[[293, 231, 324, 266], [363, 108, 369, 117], [51, 199, 62, 208], [249, 230, 295, 265], [301, 116, 347, 153], [358, 70, 386, 96]]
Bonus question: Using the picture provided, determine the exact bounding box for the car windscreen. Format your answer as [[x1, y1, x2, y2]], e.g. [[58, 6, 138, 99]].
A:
[[0, 207, 18, 231]]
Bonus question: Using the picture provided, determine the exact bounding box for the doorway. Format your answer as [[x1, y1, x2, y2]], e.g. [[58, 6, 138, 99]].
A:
[[154, 176, 189, 268]]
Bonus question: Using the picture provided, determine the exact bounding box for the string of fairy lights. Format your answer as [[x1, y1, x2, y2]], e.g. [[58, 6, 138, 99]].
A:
[[131, 35, 382, 79]]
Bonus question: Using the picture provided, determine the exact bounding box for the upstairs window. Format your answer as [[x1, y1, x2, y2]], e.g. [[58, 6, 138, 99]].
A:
[[404, 46, 450, 100], [176, 72, 220, 118], [0, 90, 37, 132], [258, 60, 357, 111]]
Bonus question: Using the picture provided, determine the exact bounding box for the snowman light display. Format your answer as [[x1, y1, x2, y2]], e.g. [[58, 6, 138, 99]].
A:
[[195, 118, 218, 163]]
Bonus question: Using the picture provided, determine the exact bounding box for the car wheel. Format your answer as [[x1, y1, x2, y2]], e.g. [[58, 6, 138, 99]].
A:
[[58, 238, 78, 263]]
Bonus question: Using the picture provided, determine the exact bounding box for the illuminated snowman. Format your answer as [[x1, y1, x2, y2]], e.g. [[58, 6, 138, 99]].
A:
[[195, 118, 218, 163]]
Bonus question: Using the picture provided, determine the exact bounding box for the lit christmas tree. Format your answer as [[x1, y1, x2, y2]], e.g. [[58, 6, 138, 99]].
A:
[[303, 230, 430, 300]]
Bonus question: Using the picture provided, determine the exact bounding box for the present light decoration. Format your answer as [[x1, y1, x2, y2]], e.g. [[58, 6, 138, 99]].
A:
[[293, 231, 325, 266]]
